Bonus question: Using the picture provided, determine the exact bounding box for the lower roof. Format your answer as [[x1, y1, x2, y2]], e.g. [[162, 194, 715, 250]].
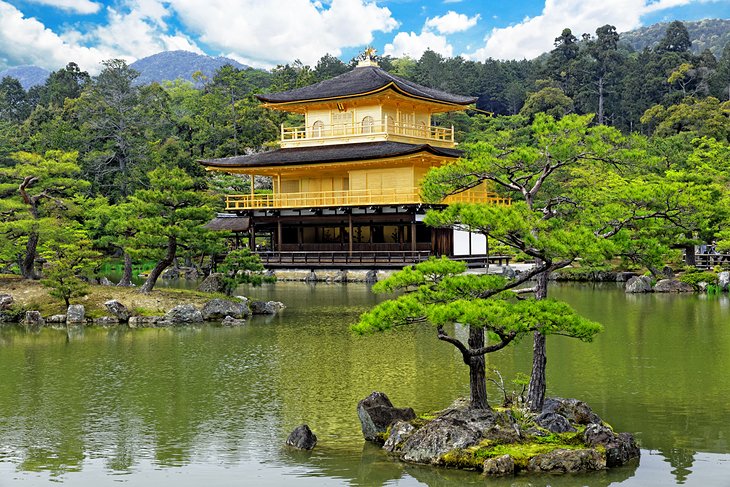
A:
[[199, 141, 463, 169]]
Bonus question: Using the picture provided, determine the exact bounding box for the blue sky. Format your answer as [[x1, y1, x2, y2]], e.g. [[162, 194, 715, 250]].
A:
[[0, 0, 728, 73]]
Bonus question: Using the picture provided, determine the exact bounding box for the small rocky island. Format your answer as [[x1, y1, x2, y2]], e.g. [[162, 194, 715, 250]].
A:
[[358, 392, 639, 476]]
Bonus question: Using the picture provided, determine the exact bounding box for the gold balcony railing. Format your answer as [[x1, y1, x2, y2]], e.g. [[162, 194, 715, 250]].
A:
[[225, 187, 510, 210], [281, 118, 454, 144]]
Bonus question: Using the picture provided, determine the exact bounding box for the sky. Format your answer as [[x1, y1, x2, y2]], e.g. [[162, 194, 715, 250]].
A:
[[0, 0, 728, 73]]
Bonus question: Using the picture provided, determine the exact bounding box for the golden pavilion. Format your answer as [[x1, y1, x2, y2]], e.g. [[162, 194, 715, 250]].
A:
[[200, 52, 507, 268]]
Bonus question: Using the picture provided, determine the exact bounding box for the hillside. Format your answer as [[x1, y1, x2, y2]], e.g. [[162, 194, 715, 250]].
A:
[[621, 18, 730, 57], [0, 65, 50, 89], [130, 50, 248, 86]]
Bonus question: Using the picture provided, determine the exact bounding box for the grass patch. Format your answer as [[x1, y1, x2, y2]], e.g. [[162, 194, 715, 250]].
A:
[[440, 431, 588, 471]]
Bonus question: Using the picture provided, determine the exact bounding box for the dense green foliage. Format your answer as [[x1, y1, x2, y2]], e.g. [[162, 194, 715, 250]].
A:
[[218, 248, 274, 292]]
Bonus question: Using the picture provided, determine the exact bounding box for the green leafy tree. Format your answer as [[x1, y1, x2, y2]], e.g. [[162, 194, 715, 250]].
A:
[[127, 167, 216, 293], [0, 77, 30, 123], [418, 113, 708, 410], [74, 59, 160, 199], [85, 197, 139, 286], [0, 151, 89, 278], [519, 86, 573, 120], [355, 257, 601, 410], [40, 62, 90, 108], [40, 224, 100, 306], [218, 248, 273, 293]]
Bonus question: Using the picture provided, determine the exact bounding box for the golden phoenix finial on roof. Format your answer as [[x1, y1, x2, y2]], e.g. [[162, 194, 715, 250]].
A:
[[364, 46, 377, 59]]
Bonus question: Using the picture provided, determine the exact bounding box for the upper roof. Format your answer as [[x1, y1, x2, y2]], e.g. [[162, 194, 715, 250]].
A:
[[256, 65, 477, 106], [200, 141, 463, 169]]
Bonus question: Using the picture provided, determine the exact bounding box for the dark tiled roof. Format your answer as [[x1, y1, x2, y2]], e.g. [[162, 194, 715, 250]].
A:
[[257, 65, 476, 105], [204, 215, 250, 231], [200, 142, 463, 169]]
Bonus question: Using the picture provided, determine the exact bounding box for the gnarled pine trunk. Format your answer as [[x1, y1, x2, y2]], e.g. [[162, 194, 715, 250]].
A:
[[140, 237, 176, 294], [21, 232, 39, 279], [527, 267, 549, 412], [468, 325, 489, 410], [117, 251, 133, 287]]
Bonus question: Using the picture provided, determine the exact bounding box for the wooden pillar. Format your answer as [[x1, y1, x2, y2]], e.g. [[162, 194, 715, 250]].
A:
[[249, 222, 255, 251], [298, 226, 304, 250], [411, 222, 417, 252], [277, 220, 282, 251], [348, 213, 353, 256]]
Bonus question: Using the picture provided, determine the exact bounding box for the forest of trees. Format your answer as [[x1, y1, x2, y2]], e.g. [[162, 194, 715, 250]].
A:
[[0, 20, 729, 297]]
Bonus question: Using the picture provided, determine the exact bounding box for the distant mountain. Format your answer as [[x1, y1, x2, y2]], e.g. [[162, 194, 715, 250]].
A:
[[0, 65, 50, 90], [621, 19, 730, 58], [130, 50, 248, 86]]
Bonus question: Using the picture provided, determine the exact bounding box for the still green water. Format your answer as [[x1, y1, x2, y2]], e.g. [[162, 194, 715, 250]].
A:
[[0, 282, 729, 486]]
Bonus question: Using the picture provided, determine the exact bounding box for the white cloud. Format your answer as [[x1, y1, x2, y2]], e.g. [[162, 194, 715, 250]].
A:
[[383, 8, 480, 60], [468, 0, 699, 61], [27, 0, 101, 15], [74, 2, 204, 62], [425, 10, 480, 34], [166, 0, 399, 68], [0, 1, 110, 72], [383, 30, 453, 59]]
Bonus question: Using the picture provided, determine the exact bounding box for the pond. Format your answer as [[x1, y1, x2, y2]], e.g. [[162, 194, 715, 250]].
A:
[[0, 282, 729, 486]]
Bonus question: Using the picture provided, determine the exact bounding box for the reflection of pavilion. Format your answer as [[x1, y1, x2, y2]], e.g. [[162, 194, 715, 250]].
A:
[[201, 52, 509, 268]]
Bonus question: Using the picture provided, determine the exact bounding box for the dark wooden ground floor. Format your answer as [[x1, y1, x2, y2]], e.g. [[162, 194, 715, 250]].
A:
[[212, 206, 509, 269]]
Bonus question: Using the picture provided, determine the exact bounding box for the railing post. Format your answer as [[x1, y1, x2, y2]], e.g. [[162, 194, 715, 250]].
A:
[[451, 125, 454, 143], [281, 123, 284, 141]]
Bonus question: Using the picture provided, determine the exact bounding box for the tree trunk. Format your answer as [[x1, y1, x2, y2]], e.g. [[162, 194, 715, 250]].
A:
[[468, 325, 489, 410], [684, 244, 696, 266], [597, 76, 605, 125], [139, 237, 177, 293], [117, 252, 133, 286], [527, 267, 549, 412], [21, 231, 39, 279]]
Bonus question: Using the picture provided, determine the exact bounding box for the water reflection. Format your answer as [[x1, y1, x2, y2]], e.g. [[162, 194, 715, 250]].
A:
[[0, 282, 729, 485]]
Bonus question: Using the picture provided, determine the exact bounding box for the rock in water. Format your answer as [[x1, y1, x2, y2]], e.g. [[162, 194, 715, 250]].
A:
[[220, 316, 246, 326], [285, 424, 317, 450], [653, 279, 694, 293], [249, 301, 285, 315], [357, 392, 416, 442], [719, 271, 730, 291], [398, 407, 502, 464], [66, 304, 85, 324], [164, 304, 203, 323], [483, 455, 515, 476], [104, 300, 130, 322], [383, 420, 415, 453], [527, 448, 605, 473], [197, 273, 227, 293], [625, 276, 652, 293], [364, 270, 378, 283], [582, 423, 640, 467], [201, 298, 248, 320], [23, 311, 44, 331]]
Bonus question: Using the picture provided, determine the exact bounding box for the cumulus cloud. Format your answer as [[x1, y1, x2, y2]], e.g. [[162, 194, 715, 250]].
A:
[[166, 0, 399, 67], [0, 0, 397, 72], [384, 30, 453, 58], [0, 1, 109, 71], [468, 0, 699, 61], [76, 2, 204, 62], [27, 0, 101, 15], [384, 8, 480, 59], [425, 10, 480, 34]]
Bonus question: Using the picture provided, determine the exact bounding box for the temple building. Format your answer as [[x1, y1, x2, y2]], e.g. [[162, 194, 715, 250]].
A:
[[200, 52, 508, 268]]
